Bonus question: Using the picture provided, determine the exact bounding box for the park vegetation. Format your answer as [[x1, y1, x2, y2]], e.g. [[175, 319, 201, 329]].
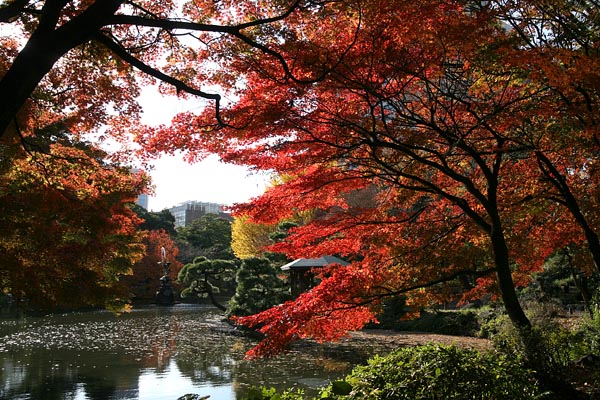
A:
[[1, 0, 600, 398]]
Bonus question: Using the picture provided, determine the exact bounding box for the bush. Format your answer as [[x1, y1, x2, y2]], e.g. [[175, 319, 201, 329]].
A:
[[581, 304, 600, 355], [240, 345, 546, 400], [227, 257, 290, 317], [320, 344, 545, 400], [242, 386, 306, 400], [476, 307, 509, 339], [483, 303, 589, 372]]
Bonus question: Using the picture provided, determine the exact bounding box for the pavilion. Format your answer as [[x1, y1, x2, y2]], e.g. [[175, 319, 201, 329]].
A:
[[281, 255, 349, 298]]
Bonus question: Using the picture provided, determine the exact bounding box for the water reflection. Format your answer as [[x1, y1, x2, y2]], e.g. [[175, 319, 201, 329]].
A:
[[0, 305, 358, 399]]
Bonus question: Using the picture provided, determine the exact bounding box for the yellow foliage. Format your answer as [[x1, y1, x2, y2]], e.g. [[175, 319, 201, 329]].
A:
[[231, 215, 277, 259]]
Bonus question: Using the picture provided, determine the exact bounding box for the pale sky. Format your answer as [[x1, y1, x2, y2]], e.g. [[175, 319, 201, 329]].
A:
[[146, 154, 269, 211], [137, 87, 269, 211]]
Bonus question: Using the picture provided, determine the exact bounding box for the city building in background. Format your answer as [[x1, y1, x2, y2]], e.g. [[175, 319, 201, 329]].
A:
[[168, 201, 228, 227], [131, 168, 149, 210], [136, 193, 149, 210]]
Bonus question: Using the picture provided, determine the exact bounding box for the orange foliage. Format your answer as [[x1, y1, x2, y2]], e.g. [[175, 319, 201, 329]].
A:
[[0, 140, 148, 310], [4, 0, 594, 355], [137, 0, 600, 356], [125, 229, 183, 301]]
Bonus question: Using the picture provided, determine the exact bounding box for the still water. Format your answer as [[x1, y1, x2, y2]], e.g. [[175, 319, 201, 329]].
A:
[[0, 305, 369, 400]]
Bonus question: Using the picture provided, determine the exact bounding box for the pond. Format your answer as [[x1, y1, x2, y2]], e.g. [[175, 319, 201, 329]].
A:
[[0, 305, 373, 400]]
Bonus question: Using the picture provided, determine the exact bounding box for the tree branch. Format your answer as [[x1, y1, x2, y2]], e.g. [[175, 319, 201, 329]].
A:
[[0, 0, 31, 23], [93, 31, 227, 125], [108, 0, 360, 85], [351, 267, 497, 308]]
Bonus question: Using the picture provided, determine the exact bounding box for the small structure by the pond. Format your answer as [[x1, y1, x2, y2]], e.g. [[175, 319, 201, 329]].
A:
[[281, 256, 349, 298], [155, 246, 175, 305]]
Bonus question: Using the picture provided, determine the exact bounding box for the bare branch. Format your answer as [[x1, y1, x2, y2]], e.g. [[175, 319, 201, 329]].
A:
[[108, 0, 361, 85], [107, 0, 303, 34]]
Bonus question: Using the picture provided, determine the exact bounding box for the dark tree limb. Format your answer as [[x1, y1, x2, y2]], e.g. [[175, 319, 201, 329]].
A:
[[0, 0, 31, 23]]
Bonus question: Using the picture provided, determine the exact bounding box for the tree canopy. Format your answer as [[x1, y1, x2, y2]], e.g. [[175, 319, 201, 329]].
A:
[[0, 0, 332, 149], [132, 204, 176, 236], [139, 0, 600, 363], [176, 213, 234, 263], [0, 0, 339, 310], [0, 131, 147, 310], [2, 3, 600, 387], [124, 228, 182, 302]]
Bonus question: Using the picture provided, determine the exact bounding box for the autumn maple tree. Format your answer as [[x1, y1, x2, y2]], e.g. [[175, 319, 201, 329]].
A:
[[491, 0, 600, 277], [140, 2, 599, 385], [0, 1, 349, 309], [3, 2, 599, 394], [124, 228, 182, 302], [0, 0, 336, 148], [0, 129, 148, 310]]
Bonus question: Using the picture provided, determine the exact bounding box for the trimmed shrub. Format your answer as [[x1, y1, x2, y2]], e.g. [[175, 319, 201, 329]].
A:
[[321, 344, 546, 400], [227, 257, 290, 317]]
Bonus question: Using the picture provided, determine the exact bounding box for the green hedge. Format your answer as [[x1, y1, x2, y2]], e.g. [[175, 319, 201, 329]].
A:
[[325, 344, 547, 399]]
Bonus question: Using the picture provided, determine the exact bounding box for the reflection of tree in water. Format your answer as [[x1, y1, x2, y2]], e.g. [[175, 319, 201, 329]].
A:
[[0, 349, 142, 400], [0, 306, 374, 400], [144, 313, 180, 371], [0, 306, 231, 399], [174, 331, 246, 386]]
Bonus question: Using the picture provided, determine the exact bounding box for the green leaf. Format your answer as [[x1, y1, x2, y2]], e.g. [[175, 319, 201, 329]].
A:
[[245, 387, 264, 400], [331, 380, 352, 396]]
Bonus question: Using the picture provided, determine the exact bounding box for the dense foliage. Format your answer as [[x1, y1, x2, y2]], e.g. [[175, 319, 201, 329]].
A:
[[2, 5, 600, 397], [178, 256, 238, 311], [124, 228, 182, 302], [0, 133, 147, 311], [327, 345, 545, 400], [228, 257, 290, 317], [0, 0, 310, 146], [231, 215, 278, 260], [132, 204, 177, 236], [176, 214, 234, 264], [136, 0, 600, 369]]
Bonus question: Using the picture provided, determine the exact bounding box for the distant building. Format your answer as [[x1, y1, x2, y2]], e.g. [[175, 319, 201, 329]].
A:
[[168, 201, 227, 227], [136, 193, 149, 210], [131, 168, 149, 209]]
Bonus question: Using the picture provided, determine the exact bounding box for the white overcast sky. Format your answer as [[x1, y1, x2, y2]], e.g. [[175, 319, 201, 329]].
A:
[[137, 87, 269, 211]]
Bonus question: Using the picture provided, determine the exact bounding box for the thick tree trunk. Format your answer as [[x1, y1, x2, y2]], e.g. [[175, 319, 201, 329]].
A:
[[0, 32, 62, 139], [489, 224, 530, 329], [490, 220, 586, 398]]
